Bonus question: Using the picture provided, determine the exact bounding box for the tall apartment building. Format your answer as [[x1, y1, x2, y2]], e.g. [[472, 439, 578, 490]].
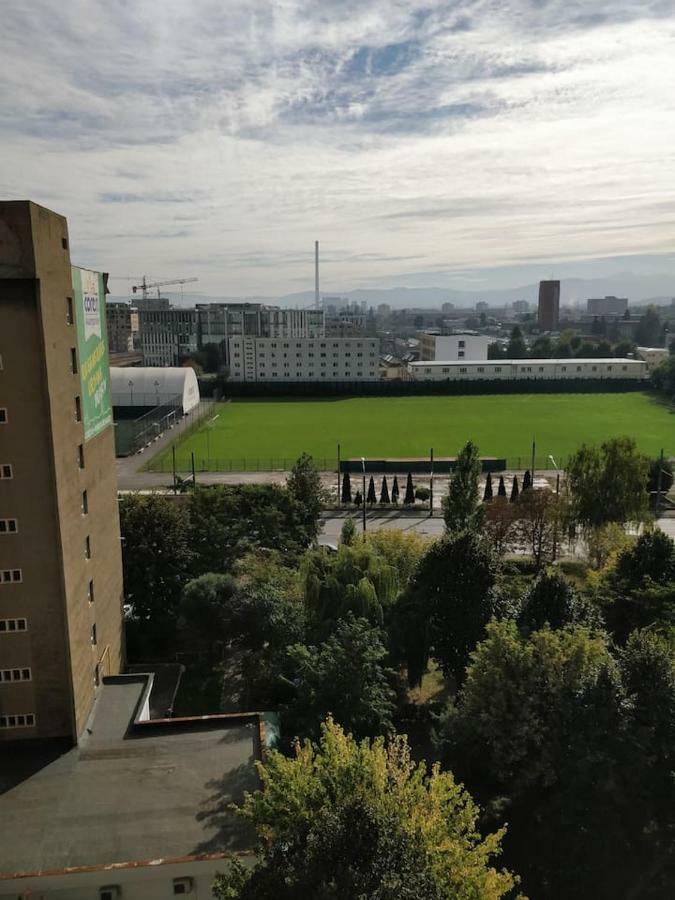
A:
[[586, 295, 628, 317], [106, 300, 140, 352], [139, 306, 198, 366], [228, 336, 379, 382], [0, 201, 123, 743], [538, 280, 560, 330]]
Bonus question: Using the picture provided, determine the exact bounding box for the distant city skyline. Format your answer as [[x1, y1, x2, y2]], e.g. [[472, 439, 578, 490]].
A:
[[2, 1, 675, 297]]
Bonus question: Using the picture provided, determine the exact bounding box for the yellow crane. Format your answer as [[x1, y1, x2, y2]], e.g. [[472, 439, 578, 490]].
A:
[[131, 275, 198, 300]]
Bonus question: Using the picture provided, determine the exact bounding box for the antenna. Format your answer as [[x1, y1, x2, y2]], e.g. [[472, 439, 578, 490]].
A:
[[315, 240, 320, 309]]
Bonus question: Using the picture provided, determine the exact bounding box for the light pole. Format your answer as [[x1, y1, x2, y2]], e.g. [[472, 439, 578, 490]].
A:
[[128, 379, 134, 405], [361, 457, 367, 534]]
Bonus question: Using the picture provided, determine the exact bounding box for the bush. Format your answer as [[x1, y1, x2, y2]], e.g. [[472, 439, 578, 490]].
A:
[[415, 486, 430, 502]]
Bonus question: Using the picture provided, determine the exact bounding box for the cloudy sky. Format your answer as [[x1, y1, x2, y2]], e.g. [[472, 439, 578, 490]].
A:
[[2, 0, 675, 299]]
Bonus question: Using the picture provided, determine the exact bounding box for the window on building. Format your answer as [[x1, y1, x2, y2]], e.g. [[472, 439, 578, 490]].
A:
[[425, 368, 432, 374], [1, 569, 22, 583], [84, 536, 91, 559], [74, 396, 82, 422], [1, 668, 31, 683], [561, 366, 567, 372], [70, 347, 78, 374], [477, 367, 485, 373], [494, 367, 502, 373], [0, 618, 28, 632], [458, 350, 465, 358], [81, 491, 88, 515], [91, 623, 97, 645], [458, 340, 465, 348], [577, 366, 582, 372], [66, 297, 74, 324], [0, 409, 7, 425], [0, 713, 36, 729], [622, 365, 628, 371], [0, 519, 18, 534], [607, 365, 613, 372], [459, 367, 467, 374], [0, 464, 12, 479], [442, 368, 450, 374]]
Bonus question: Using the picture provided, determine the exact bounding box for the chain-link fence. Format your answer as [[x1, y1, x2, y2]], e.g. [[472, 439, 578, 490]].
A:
[[117, 399, 216, 459]]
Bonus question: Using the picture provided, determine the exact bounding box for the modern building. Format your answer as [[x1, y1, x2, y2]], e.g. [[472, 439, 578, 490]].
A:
[[110, 366, 200, 414], [139, 307, 198, 366], [587, 295, 628, 317], [264, 307, 324, 338], [228, 336, 379, 382], [0, 672, 274, 897], [419, 332, 491, 361], [0, 200, 123, 744], [538, 280, 560, 330], [512, 300, 530, 314], [408, 358, 647, 382], [106, 300, 140, 353], [636, 346, 669, 372]]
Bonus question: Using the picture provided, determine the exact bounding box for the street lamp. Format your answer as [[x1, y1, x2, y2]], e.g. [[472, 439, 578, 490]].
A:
[[128, 379, 134, 405], [361, 457, 367, 534]]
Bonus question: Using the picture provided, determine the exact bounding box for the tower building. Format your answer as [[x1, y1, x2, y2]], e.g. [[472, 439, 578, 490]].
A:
[[537, 280, 560, 331]]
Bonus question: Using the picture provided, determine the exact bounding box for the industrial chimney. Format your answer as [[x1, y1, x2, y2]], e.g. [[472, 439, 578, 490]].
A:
[[315, 240, 320, 309]]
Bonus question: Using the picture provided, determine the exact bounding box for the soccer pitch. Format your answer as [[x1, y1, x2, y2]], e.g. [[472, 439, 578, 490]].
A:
[[148, 393, 673, 472]]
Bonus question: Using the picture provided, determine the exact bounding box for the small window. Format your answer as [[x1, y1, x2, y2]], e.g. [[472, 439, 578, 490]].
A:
[[85, 536, 91, 559], [0, 618, 27, 632], [0, 519, 18, 534], [0, 464, 12, 479], [592, 366, 597, 372], [0, 409, 7, 424], [78, 445, 85, 469], [577, 366, 582, 372], [425, 368, 432, 374], [61, 237, 68, 250], [0, 713, 35, 729], [494, 367, 502, 373], [75, 396, 82, 422], [459, 367, 467, 374], [81, 491, 88, 515], [458, 340, 465, 348], [0, 569, 22, 584], [458, 350, 465, 358], [0, 668, 31, 682], [607, 365, 613, 372], [561, 366, 567, 372], [91, 623, 97, 645], [442, 368, 450, 374], [477, 367, 485, 373], [66, 297, 74, 324], [70, 347, 78, 374]]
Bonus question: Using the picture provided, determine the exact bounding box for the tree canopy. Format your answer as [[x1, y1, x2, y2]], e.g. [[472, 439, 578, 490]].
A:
[[443, 440, 484, 533]]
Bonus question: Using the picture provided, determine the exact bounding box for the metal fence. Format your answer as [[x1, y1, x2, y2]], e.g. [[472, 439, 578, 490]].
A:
[[118, 399, 216, 459]]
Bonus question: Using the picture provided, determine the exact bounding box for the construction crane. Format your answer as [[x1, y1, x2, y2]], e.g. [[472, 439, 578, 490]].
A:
[[131, 275, 198, 301]]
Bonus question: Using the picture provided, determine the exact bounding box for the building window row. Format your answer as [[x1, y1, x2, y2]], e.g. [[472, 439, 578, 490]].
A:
[[0, 569, 22, 584], [1, 668, 31, 683], [0, 519, 18, 534], [0, 464, 12, 479], [0, 713, 35, 729], [0, 618, 27, 632]]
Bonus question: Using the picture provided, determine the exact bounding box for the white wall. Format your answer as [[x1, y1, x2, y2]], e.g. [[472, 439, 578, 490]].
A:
[[432, 334, 491, 361], [409, 359, 647, 381], [228, 337, 380, 382]]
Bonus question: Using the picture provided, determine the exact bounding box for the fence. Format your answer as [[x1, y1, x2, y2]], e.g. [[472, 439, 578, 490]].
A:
[[117, 399, 216, 459]]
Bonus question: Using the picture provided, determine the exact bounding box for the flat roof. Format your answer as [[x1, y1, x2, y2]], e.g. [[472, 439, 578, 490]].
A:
[[0, 675, 267, 879], [410, 358, 643, 367]]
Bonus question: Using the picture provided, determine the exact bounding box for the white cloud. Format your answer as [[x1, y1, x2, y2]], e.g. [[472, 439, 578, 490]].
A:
[[1, 0, 674, 296]]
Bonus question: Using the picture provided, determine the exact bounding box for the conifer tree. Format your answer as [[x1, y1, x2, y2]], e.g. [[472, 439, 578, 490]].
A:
[[380, 476, 390, 504], [367, 476, 377, 505], [510, 474, 520, 502], [341, 472, 352, 504], [523, 469, 532, 491], [483, 472, 493, 502], [354, 490, 362, 507], [391, 475, 400, 504], [497, 475, 507, 497], [404, 472, 415, 505]]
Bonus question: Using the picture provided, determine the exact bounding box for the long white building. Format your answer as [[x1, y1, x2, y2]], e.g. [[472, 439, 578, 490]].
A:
[[228, 336, 379, 382], [408, 358, 647, 381]]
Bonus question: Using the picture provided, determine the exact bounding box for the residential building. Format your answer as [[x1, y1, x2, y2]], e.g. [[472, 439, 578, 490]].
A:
[[196, 301, 264, 365], [106, 301, 140, 353], [408, 358, 647, 381], [419, 332, 491, 361], [512, 300, 530, 314], [0, 200, 123, 744], [587, 295, 628, 317], [228, 336, 379, 382], [636, 346, 669, 372], [264, 307, 324, 338], [139, 307, 198, 366], [538, 280, 560, 330]]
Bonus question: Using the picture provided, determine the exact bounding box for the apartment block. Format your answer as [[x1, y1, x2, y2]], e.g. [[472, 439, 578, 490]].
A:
[[538, 280, 560, 330], [139, 307, 198, 366], [0, 200, 123, 743], [419, 332, 491, 361], [106, 300, 140, 353], [228, 336, 379, 382]]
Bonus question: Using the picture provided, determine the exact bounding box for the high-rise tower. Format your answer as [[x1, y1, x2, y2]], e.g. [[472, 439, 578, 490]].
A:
[[537, 280, 560, 331]]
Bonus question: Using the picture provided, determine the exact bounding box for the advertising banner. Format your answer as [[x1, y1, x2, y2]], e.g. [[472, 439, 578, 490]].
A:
[[72, 266, 113, 442]]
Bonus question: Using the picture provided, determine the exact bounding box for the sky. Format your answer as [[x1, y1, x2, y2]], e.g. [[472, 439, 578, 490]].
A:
[[2, 0, 675, 300]]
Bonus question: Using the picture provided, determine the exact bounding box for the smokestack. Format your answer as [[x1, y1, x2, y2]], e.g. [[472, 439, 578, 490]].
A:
[[315, 240, 320, 309]]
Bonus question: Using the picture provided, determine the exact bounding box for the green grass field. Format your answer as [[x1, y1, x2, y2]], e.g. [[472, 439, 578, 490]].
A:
[[149, 393, 673, 472]]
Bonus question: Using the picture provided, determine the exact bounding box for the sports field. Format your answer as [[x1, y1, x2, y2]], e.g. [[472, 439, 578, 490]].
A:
[[147, 393, 673, 472]]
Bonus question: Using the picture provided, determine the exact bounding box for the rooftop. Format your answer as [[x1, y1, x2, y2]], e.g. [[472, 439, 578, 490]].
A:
[[0, 675, 271, 879], [410, 357, 643, 367]]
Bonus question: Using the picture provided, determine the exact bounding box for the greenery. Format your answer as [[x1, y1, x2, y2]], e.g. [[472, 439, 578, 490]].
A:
[[148, 394, 672, 471], [213, 718, 519, 900], [442, 440, 484, 532]]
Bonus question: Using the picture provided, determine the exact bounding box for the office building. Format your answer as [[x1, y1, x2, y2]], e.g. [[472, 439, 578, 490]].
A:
[[264, 307, 324, 338], [537, 280, 560, 330], [409, 358, 647, 382], [139, 307, 198, 366], [228, 336, 379, 382], [106, 301, 140, 353], [419, 332, 491, 361], [0, 200, 123, 743], [586, 295, 628, 317]]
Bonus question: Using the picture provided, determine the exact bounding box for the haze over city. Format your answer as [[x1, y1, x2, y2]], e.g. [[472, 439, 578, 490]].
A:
[[2, 0, 675, 299]]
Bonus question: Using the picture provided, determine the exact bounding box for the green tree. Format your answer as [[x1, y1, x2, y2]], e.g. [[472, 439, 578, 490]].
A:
[[530, 335, 553, 358], [510, 475, 519, 502], [341, 471, 352, 504], [287, 452, 324, 542], [518, 570, 592, 631], [354, 489, 362, 507], [566, 437, 650, 529], [404, 472, 415, 505], [214, 719, 518, 900], [497, 475, 507, 497], [340, 516, 357, 546], [367, 476, 377, 505], [635, 305, 662, 346], [179, 572, 237, 651], [380, 476, 390, 504], [442, 440, 484, 532], [652, 354, 675, 398], [483, 471, 493, 502], [615, 529, 675, 587], [522, 469, 531, 491], [283, 617, 397, 741], [391, 475, 400, 504], [507, 325, 527, 358]]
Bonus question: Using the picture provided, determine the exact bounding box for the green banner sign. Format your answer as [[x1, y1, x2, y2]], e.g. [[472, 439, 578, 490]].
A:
[[72, 266, 113, 442]]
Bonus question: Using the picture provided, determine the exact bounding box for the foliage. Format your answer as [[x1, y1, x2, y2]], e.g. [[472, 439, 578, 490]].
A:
[[483, 471, 493, 501], [507, 325, 527, 358], [178, 573, 237, 650], [635, 305, 662, 346], [497, 475, 507, 497], [517, 570, 595, 631], [367, 476, 377, 504], [283, 618, 397, 741], [484, 497, 519, 556], [354, 489, 362, 506], [404, 472, 415, 505], [380, 475, 390, 504], [340, 516, 357, 546], [287, 452, 324, 542], [647, 456, 674, 495], [442, 441, 484, 533], [214, 718, 518, 900], [566, 437, 650, 529], [522, 470, 531, 491], [415, 485, 430, 501], [513, 489, 563, 569], [391, 475, 400, 503], [652, 354, 675, 398], [364, 529, 428, 585], [615, 529, 675, 587], [586, 522, 634, 570], [341, 471, 352, 503], [510, 475, 519, 502]]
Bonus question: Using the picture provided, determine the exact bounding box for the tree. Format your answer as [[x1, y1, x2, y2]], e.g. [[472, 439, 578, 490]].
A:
[[214, 718, 518, 900], [483, 471, 493, 502], [635, 305, 662, 346], [379, 476, 390, 504], [647, 456, 674, 499], [287, 453, 324, 542], [510, 474, 520, 502], [615, 529, 675, 587], [354, 489, 362, 507], [514, 488, 561, 569], [404, 472, 415, 505], [367, 476, 377, 505], [179, 573, 237, 651], [442, 440, 484, 533], [518, 570, 590, 631], [488, 341, 507, 360], [341, 472, 352, 504], [530, 335, 553, 358], [497, 475, 507, 498], [586, 522, 633, 570], [522, 469, 532, 491], [397, 531, 503, 686], [484, 497, 519, 556], [566, 437, 650, 529], [652, 354, 675, 399], [363, 529, 428, 585], [391, 475, 400, 504], [340, 517, 357, 546], [507, 325, 527, 358], [283, 617, 397, 741]]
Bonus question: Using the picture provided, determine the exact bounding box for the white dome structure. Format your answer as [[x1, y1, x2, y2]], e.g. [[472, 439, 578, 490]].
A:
[[110, 367, 200, 414]]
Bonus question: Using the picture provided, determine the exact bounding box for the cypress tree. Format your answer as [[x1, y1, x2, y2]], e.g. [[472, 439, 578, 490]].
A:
[[391, 475, 400, 504], [341, 472, 352, 504], [497, 475, 507, 497], [483, 472, 493, 502], [510, 474, 520, 502], [523, 469, 532, 491], [380, 476, 391, 504], [354, 490, 362, 507], [367, 476, 377, 505], [404, 472, 415, 505]]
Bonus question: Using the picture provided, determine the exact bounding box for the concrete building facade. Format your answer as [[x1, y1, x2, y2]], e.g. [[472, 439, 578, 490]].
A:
[[408, 358, 647, 382], [636, 346, 669, 372], [106, 301, 140, 353], [0, 201, 123, 743], [419, 332, 491, 361], [538, 280, 560, 330], [587, 295, 628, 317], [228, 336, 379, 382], [139, 307, 198, 366]]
